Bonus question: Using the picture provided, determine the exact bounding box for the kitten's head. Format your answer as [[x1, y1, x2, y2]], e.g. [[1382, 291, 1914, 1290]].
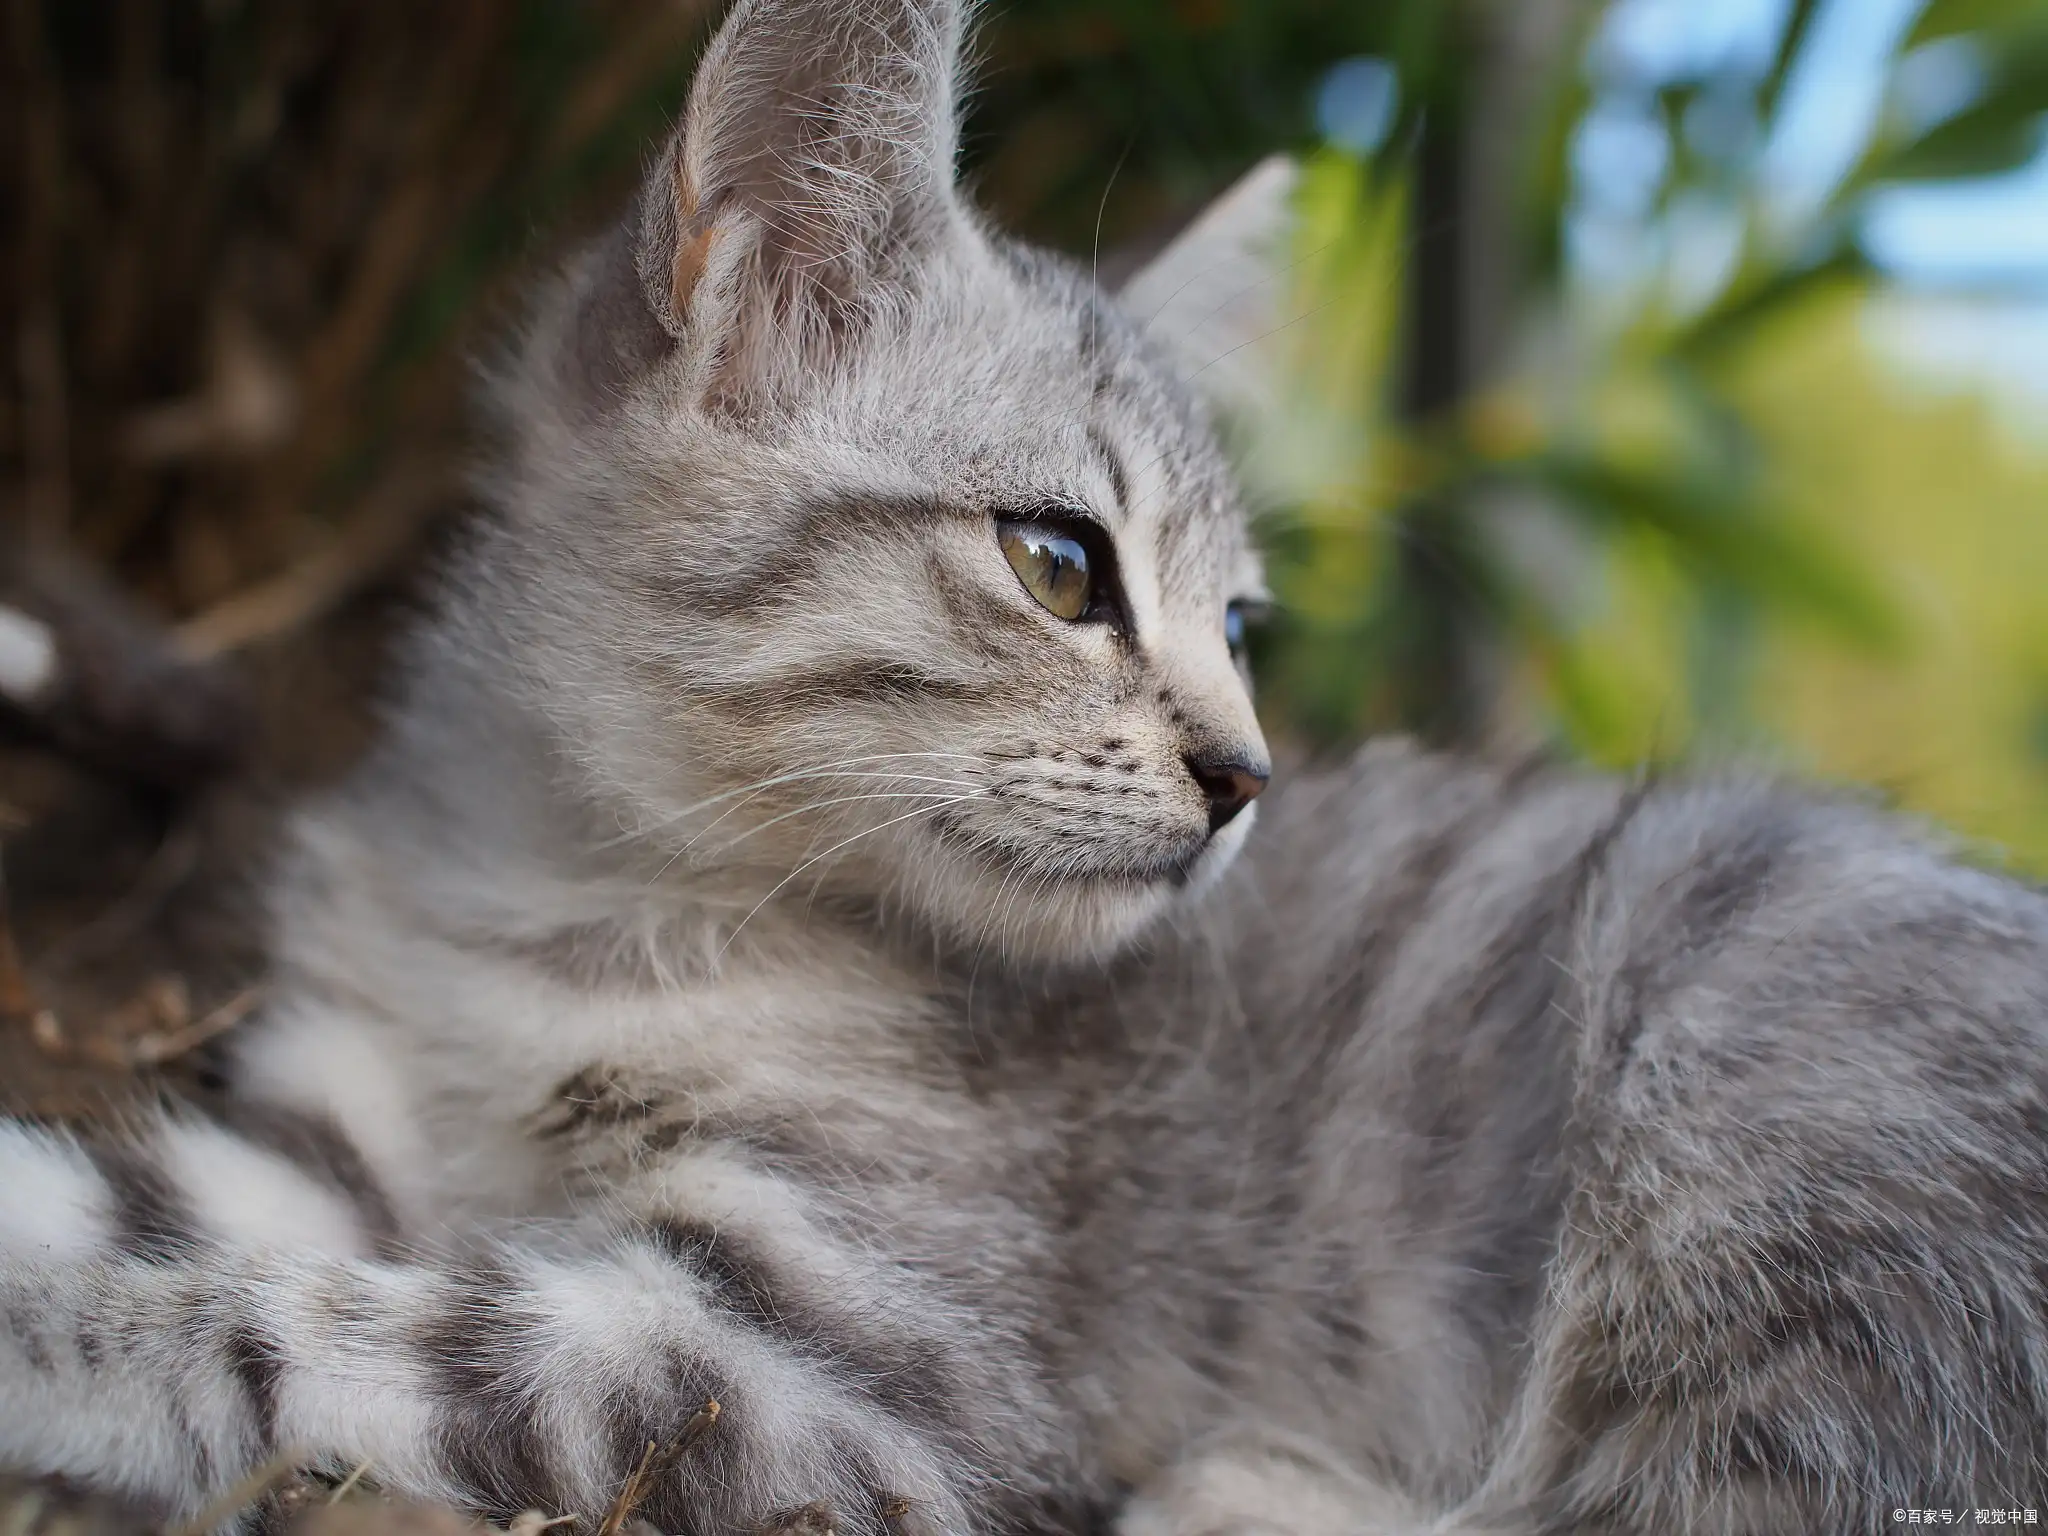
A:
[[485, 0, 1291, 964]]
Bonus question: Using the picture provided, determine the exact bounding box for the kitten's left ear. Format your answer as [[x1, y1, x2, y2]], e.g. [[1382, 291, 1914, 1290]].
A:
[[1119, 156, 1300, 430], [639, 0, 968, 408]]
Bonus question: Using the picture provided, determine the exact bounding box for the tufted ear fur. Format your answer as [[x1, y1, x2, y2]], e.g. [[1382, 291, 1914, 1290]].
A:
[[1118, 155, 1300, 432], [609, 0, 969, 412]]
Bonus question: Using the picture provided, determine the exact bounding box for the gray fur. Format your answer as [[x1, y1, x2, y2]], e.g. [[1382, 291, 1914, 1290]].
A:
[[3, 1, 2045, 1531]]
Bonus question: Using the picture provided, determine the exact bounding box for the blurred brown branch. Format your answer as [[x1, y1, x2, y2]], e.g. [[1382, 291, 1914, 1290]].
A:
[[3, 0, 718, 629]]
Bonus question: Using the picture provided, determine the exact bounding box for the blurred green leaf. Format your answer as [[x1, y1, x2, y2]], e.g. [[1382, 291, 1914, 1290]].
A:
[[1760, 0, 1825, 120], [1907, 0, 2046, 48], [1855, 25, 2048, 184], [1523, 69, 1594, 282], [1670, 246, 1872, 363], [1876, 100, 2048, 180], [1520, 452, 1905, 652]]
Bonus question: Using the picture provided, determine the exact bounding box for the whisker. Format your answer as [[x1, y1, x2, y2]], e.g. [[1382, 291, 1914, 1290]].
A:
[[601, 753, 983, 850], [1089, 137, 1136, 361], [712, 796, 983, 966], [664, 770, 984, 867], [697, 787, 989, 856]]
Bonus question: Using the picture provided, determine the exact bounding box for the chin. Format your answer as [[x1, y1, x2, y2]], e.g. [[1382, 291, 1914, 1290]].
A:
[[1181, 802, 1255, 899], [903, 808, 1257, 967]]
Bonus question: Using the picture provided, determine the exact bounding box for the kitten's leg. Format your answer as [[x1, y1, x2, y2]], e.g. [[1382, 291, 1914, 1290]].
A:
[[1117, 1434, 1440, 1536], [1427, 1090, 2048, 1532], [1126, 1124, 2048, 1536], [0, 1117, 995, 1531]]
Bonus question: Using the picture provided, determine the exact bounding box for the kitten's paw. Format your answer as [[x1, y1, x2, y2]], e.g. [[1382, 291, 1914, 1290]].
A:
[[606, 1391, 967, 1536]]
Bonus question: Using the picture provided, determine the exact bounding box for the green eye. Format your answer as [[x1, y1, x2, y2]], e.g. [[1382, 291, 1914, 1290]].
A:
[[998, 520, 1093, 621]]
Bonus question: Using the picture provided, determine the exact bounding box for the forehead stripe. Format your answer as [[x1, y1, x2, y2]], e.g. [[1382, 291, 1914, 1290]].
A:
[[1087, 424, 1132, 520], [668, 492, 957, 618]]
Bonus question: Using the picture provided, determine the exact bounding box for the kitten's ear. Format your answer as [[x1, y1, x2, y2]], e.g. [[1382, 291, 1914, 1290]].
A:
[[636, 0, 967, 406], [1119, 155, 1300, 429]]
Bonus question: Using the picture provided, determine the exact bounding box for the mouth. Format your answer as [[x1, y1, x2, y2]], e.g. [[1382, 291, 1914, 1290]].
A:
[[1109, 841, 1210, 888], [926, 807, 1210, 888]]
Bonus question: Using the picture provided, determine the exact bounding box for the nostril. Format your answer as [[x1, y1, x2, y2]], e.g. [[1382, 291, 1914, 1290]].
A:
[[1185, 752, 1270, 834]]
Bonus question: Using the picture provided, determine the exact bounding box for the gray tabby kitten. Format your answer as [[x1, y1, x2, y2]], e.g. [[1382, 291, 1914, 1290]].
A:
[[4, 1, 2046, 1532]]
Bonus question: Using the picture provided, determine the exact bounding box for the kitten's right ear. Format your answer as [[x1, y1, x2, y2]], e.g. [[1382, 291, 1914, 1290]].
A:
[[613, 0, 966, 411]]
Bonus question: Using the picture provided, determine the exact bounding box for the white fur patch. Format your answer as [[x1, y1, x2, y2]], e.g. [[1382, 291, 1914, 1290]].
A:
[[233, 1008, 437, 1218], [0, 1124, 108, 1264], [156, 1120, 367, 1255]]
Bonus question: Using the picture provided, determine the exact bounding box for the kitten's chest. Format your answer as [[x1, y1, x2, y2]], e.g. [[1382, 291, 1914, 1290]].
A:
[[492, 955, 1061, 1237]]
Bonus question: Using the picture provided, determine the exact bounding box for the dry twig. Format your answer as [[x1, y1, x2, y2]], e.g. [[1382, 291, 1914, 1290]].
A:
[[128, 985, 261, 1066], [175, 467, 447, 659], [595, 1399, 721, 1536], [165, 1450, 307, 1536], [324, 1461, 375, 1508]]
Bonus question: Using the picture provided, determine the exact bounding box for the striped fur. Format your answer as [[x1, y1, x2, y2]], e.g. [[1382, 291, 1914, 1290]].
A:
[[5, 1, 2048, 1532]]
